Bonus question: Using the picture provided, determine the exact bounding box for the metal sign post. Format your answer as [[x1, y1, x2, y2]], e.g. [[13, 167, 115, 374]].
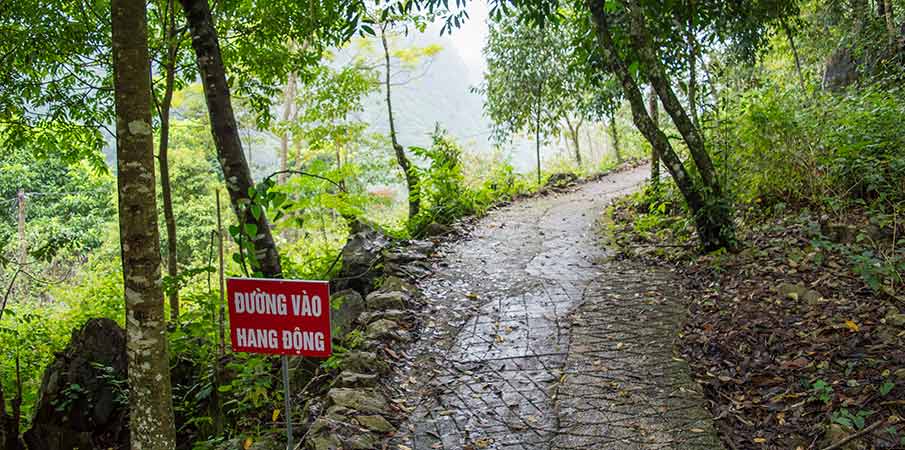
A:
[[224, 277, 332, 450], [282, 355, 292, 450]]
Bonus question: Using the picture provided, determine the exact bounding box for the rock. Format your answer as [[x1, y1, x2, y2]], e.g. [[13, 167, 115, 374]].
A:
[[884, 307, 905, 328], [822, 47, 858, 91], [777, 283, 822, 304], [357, 309, 410, 325], [307, 429, 342, 450], [423, 222, 453, 237], [819, 423, 860, 450], [384, 248, 429, 264], [217, 437, 282, 450], [366, 290, 409, 310], [344, 432, 380, 449], [326, 388, 388, 415], [339, 351, 388, 374], [333, 223, 392, 294], [338, 371, 379, 388], [821, 222, 858, 244], [365, 319, 409, 342], [407, 239, 436, 255], [355, 415, 396, 433], [24, 318, 128, 450], [386, 260, 433, 279], [545, 172, 579, 188], [324, 405, 353, 420], [380, 276, 417, 295], [330, 289, 365, 339]]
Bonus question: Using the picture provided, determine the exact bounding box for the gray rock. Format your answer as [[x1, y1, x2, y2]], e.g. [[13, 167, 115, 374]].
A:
[[326, 388, 389, 415], [330, 289, 365, 339], [386, 260, 433, 279], [339, 351, 388, 374], [777, 283, 822, 304], [357, 309, 410, 325], [885, 307, 905, 328], [366, 290, 409, 310], [384, 248, 429, 264], [407, 239, 437, 255], [344, 432, 380, 449], [821, 222, 858, 244], [217, 437, 282, 450], [338, 371, 379, 388], [333, 223, 392, 294], [307, 429, 342, 450], [822, 47, 858, 91], [365, 319, 410, 342], [546, 172, 579, 188], [423, 222, 453, 237], [355, 415, 396, 433], [24, 318, 128, 450], [819, 423, 859, 450], [380, 275, 417, 295]]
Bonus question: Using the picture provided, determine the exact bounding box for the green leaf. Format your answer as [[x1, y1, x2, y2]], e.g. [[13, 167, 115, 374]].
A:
[[880, 381, 895, 396], [244, 223, 258, 237], [250, 204, 262, 221]]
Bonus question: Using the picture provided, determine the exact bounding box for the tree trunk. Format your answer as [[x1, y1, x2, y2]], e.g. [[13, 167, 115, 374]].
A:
[[535, 96, 542, 184], [884, 0, 896, 48], [278, 73, 297, 184], [625, 0, 723, 198], [589, 0, 731, 251], [563, 116, 582, 166], [157, 0, 180, 322], [687, 0, 699, 129], [111, 0, 177, 448], [852, 0, 868, 36], [380, 25, 420, 219], [179, 0, 282, 277], [608, 111, 622, 163], [781, 17, 806, 89], [648, 86, 660, 193]]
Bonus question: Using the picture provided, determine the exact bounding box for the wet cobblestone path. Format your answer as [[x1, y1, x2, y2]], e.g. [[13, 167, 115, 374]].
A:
[[389, 166, 721, 450]]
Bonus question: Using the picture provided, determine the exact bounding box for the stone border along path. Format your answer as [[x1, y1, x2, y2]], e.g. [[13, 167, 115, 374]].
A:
[[387, 165, 722, 450]]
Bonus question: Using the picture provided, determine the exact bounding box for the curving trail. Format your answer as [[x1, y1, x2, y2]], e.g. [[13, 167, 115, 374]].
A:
[[389, 165, 721, 450]]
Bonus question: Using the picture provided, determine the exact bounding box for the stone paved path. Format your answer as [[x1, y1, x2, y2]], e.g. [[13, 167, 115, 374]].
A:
[[389, 166, 721, 450]]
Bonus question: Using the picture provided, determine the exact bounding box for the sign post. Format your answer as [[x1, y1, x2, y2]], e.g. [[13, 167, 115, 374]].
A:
[[226, 277, 332, 450]]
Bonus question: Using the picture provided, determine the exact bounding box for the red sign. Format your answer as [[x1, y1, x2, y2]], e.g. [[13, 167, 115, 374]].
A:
[[226, 278, 332, 357]]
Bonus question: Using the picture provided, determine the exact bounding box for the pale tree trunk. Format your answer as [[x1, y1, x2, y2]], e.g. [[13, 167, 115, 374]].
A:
[[648, 86, 660, 192], [563, 116, 583, 166], [111, 0, 177, 447], [590, 0, 732, 251], [380, 24, 420, 218], [278, 72, 297, 184], [608, 111, 622, 163], [535, 95, 542, 184], [179, 0, 282, 277], [157, 0, 180, 322]]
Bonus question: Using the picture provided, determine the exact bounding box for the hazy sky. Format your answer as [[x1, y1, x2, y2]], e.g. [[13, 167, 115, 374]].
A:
[[445, 1, 490, 85]]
